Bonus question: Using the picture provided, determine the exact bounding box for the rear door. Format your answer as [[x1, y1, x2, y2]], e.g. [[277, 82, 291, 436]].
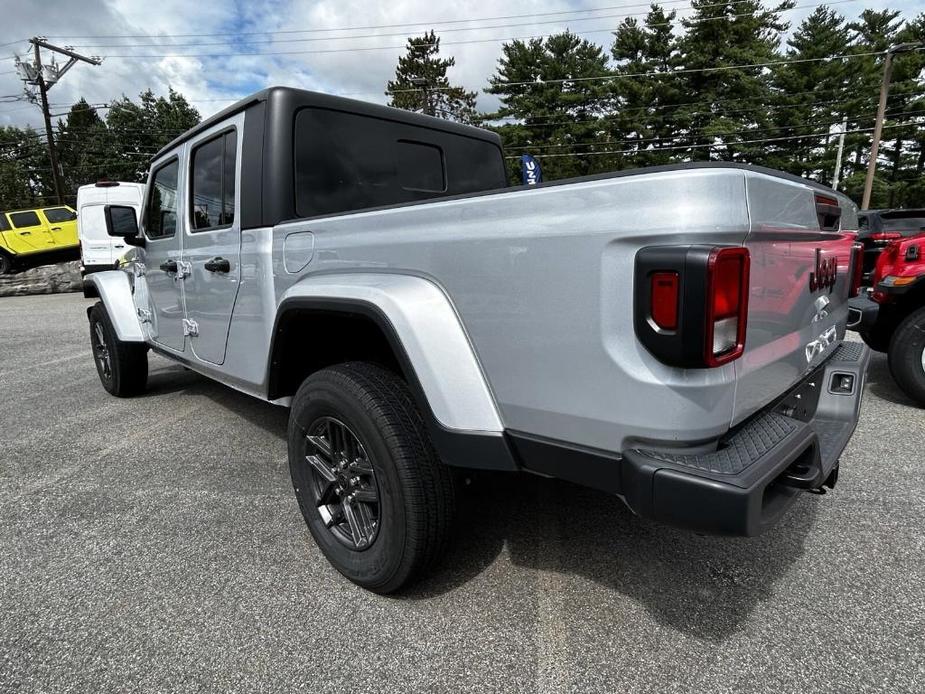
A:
[[40, 207, 79, 249], [733, 172, 857, 424], [181, 116, 242, 365], [142, 157, 187, 352], [78, 203, 114, 267]]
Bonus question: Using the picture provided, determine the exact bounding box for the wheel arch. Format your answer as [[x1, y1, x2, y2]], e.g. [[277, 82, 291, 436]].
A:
[[266, 275, 516, 471], [85, 270, 145, 342]]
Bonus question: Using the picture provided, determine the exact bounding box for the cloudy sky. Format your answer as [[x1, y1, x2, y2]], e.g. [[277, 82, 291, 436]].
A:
[[1, 0, 922, 129]]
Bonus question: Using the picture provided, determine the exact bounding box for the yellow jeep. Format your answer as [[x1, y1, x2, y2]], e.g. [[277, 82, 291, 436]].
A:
[[0, 205, 79, 274]]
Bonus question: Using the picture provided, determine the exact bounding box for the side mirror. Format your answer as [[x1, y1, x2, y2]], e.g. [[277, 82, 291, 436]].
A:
[[104, 205, 144, 247]]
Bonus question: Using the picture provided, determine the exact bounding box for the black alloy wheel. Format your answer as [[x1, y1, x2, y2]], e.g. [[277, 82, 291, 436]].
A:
[[304, 416, 381, 550]]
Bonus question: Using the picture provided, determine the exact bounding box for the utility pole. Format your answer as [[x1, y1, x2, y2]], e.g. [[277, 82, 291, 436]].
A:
[[16, 37, 101, 205], [410, 77, 434, 117], [862, 42, 923, 210], [832, 117, 848, 191]]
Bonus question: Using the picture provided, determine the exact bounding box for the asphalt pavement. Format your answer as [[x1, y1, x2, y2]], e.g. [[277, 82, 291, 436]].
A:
[[0, 292, 923, 693]]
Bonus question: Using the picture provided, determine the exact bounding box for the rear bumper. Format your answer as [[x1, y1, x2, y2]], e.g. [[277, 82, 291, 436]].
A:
[[847, 294, 880, 332], [621, 342, 870, 535]]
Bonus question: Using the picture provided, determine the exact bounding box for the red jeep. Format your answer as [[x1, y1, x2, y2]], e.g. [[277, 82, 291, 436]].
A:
[[849, 231, 925, 405]]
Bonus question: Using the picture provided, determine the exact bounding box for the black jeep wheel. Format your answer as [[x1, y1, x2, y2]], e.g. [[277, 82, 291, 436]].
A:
[[287, 362, 456, 593], [88, 302, 148, 397], [888, 306, 925, 407], [0, 252, 12, 275]]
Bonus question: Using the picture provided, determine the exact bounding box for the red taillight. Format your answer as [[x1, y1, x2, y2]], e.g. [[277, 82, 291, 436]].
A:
[[705, 247, 749, 367], [650, 271, 679, 330], [850, 243, 863, 297], [869, 232, 902, 243]]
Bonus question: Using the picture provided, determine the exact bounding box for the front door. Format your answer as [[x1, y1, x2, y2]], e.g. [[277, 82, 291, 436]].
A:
[[5, 210, 47, 254], [181, 120, 242, 365], [141, 158, 186, 352]]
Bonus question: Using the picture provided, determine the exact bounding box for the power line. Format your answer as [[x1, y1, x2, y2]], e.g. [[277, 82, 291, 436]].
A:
[[503, 122, 915, 159], [501, 108, 925, 153], [41, 0, 761, 40], [63, 0, 804, 50], [76, 1, 862, 60]]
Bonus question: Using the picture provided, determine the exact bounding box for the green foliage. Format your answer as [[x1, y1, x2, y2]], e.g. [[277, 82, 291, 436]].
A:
[[610, 5, 683, 168], [0, 126, 51, 209], [386, 31, 478, 123], [0, 89, 199, 208], [484, 31, 613, 181]]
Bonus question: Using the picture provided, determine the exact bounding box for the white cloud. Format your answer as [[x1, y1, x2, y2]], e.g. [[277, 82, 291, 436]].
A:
[[1, 0, 923, 130]]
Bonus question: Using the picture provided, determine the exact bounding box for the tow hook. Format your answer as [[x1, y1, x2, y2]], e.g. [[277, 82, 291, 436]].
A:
[[809, 462, 839, 495]]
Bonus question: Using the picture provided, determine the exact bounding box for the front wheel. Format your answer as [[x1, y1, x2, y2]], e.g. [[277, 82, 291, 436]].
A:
[[287, 362, 456, 593], [88, 302, 148, 397], [888, 306, 925, 406], [0, 252, 12, 275]]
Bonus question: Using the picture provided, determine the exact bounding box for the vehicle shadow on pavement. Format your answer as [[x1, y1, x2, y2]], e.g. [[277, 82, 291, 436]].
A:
[[409, 472, 818, 643], [159, 365, 818, 643], [864, 352, 920, 408]]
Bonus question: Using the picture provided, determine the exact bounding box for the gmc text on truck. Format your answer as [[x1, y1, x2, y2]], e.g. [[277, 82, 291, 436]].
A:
[[86, 87, 870, 593]]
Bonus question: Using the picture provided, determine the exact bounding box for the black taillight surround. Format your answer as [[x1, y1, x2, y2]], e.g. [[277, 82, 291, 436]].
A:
[[634, 244, 749, 369]]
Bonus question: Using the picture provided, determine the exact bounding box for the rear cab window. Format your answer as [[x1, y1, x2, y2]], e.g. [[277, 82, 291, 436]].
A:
[[0, 215, 10, 232], [293, 108, 507, 218]]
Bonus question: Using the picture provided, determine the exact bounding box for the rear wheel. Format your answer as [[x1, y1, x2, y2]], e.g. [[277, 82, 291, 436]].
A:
[[287, 362, 456, 593], [88, 302, 148, 397], [887, 307, 925, 406]]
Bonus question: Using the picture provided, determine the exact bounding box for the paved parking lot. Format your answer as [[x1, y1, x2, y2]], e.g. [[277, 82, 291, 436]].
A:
[[1, 292, 923, 693]]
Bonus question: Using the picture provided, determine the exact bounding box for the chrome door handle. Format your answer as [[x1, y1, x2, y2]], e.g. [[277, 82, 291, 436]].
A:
[[159, 259, 178, 273]]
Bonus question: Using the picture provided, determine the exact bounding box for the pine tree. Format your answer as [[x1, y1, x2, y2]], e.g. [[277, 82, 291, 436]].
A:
[[610, 4, 683, 167], [485, 32, 613, 180], [767, 7, 852, 179], [675, 0, 793, 164], [839, 10, 906, 207], [386, 31, 478, 123]]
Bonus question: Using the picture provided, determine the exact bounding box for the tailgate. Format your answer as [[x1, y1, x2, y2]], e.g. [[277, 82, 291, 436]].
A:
[[733, 171, 858, 425]]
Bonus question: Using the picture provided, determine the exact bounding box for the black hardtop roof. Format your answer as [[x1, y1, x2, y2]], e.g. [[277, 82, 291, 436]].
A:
[[867, 208, 925, 218], [154, 86, 501, 160]]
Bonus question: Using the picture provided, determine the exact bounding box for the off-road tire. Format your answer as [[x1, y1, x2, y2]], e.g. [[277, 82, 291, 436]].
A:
[[0, 251, 12, 275], [88, 302, 148, 397], [887, 306, 925, 407], [288, 362, 456, 593]]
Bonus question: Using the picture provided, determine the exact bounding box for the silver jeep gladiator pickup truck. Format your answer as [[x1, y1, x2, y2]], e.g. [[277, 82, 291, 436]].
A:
[[87, 87, 870, 593]]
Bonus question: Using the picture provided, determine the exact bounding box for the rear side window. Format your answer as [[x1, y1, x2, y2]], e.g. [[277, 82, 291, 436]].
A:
[[43, 207, 77, 223], [146, 159, 179, 239], [293, 108, 506, 218], [190, 130, 237, 231], [10, 211, 40, 228], [0, 215, 9, 231]]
